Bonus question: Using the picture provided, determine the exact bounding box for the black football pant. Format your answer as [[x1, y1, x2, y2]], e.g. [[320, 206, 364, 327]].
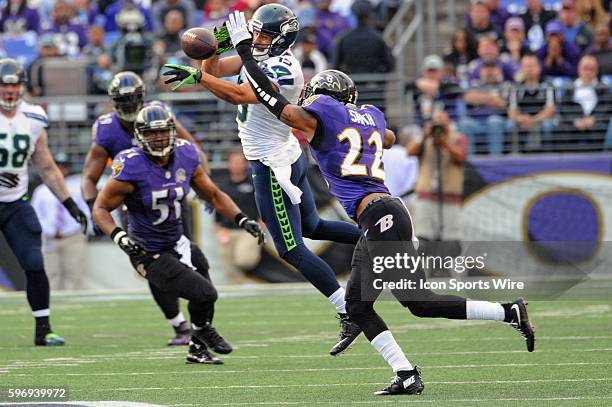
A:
[[131, 242, 216, 327], [124, 202, 194, 324], [345, 196, 467, 341]]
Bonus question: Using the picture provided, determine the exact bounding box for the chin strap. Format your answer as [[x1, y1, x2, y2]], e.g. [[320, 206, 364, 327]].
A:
[[235, 40, 290, 119]]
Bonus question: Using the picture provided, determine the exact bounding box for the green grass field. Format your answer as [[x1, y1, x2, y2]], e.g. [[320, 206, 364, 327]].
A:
[[1, 286, 611, 406]]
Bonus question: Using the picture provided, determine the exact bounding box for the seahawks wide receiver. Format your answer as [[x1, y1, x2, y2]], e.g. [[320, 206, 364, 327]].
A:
[[82, 71, 209, 346], [0, 58, 87, 346], [227, 16, 537, 394], [93, 104, 263, 364], [163, 3, 363, 355]]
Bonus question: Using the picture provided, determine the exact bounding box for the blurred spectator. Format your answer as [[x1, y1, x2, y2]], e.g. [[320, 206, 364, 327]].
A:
[[520, 0, 558, 51], [334, 0, 394, 74], [88, 53, 114, 94], [73, 0, 102, 26], [502, 17, 531, 64], [460, 59, 511, 154], [558, 0, 595, 52], [467, 0, 511, 33], [561, 55, 612, 149], [508, 53, 556, 151], [201, 0, 231, 30], [576, 0, 607, 29], [408, 111, 467, 254], [466, 0, 502, 42], [293, 32, 327, 81], [110, 5, 157, 76], [31, 154, 89, 291], [536, 20, 582, 77], [157, 9, 184, 56], [295, 0, 317, 29], [587, 23, 612, 75], [468, 36, 518, 82], [82, 25, 107, 58], [104, 0, 153, 33], [27, 34, 60, 96], [317, 0, 350, 60], [214, 149, 261, 285], [152, 0, 196, 34], [41, 0, 88, 57], [444, 28, 478, 85], [0, 0, 40, 36], [412, 55, 463, 124]]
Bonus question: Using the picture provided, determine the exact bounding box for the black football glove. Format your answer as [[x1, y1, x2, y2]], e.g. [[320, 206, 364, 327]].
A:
[[235, 213, 264, 245], [214, 23, 234, 55], [0, 172, 20, 188], [62, 197, 88, 234], [111, 227, 147, 257]]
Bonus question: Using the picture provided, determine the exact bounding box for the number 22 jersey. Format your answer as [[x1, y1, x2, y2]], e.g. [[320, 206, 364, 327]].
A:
[[0, 102, 48, 202], [301, 94, 390, 221]]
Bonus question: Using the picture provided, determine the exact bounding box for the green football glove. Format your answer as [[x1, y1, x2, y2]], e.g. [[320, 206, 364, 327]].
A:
[[162, 64, 202, 91], [214, 23, 234, 55]]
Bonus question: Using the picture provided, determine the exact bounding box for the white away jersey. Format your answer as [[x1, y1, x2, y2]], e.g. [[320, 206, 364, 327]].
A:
[[237, 51, 304, 166], [0, 102, 48, 202]]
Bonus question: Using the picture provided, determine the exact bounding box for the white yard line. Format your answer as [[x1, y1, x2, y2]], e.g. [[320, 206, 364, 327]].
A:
[[4, 361, 609, 377], [69, 378, 612, 393]]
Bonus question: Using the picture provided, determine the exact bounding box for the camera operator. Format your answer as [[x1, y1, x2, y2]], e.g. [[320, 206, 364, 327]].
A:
[[110, 4, 158, 80], [408, 110, 468, 274]]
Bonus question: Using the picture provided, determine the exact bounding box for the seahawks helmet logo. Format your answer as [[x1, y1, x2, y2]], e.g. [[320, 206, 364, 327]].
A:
[[280, 18, 299, 34]]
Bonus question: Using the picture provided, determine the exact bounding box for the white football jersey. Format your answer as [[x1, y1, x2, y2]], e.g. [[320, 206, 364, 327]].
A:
[[237, 50, 304, 167], [0, 101, 48, 202]]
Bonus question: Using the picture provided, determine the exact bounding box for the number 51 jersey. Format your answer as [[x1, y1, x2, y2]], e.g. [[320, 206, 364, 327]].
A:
[[111, 140, 201, 253], [0, 102, 48, 202], [301, 94, 390, 221]]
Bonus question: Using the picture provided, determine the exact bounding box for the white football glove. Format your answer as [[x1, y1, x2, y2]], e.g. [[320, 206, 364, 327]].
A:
[[227, 10, 251, 46]]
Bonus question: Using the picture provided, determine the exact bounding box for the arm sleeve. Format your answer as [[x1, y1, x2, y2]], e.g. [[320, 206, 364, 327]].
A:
[[235, 42, 291, 118]]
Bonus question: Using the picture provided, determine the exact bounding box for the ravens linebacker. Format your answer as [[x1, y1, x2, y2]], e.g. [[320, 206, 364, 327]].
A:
[[226, 12, 536, 395], [93, 104, 263, 364], [0, 58, 87, 346], [82, 71, 210, 346]]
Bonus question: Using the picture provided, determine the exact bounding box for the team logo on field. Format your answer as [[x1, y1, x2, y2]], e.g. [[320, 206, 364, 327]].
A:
[[111, 160, 124, 178], [176, 168, 186, 183], [375, 214, 394, 233]]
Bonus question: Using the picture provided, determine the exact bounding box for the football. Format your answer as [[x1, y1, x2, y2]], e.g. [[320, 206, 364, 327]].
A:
[[181, 27, 217, 60]]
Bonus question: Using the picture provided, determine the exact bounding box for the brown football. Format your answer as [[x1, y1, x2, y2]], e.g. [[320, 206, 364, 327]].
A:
[[181, 27, 217, 60]]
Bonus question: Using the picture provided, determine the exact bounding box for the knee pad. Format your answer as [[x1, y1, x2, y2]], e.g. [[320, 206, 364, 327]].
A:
[[20, 250, 44, 272]]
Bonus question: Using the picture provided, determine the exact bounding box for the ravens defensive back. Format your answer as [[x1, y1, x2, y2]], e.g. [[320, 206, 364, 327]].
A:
[[227, 13, 536, 395]]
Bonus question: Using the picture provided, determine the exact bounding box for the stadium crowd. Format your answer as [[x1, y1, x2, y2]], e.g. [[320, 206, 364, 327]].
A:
[[1, 0, 612, 153], [412, 0, 612, 153]]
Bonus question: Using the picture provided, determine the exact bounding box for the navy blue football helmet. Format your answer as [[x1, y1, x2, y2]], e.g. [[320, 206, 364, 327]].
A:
[[249, 4, 299, 61], [300, 70, 358, 105], [108, 71, 145, 122], [134, 105, 177, 157], [0, 58, 26, 111]]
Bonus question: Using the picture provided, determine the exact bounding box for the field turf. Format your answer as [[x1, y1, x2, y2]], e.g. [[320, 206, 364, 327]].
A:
[[0, 285, 611, 406]]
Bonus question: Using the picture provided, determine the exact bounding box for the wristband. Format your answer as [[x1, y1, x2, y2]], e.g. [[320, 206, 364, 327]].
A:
[[62, 197, 78, 212], [234, 212, 247, 227], [86, 197, 96, 212], [110, 227, 127, 244]]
